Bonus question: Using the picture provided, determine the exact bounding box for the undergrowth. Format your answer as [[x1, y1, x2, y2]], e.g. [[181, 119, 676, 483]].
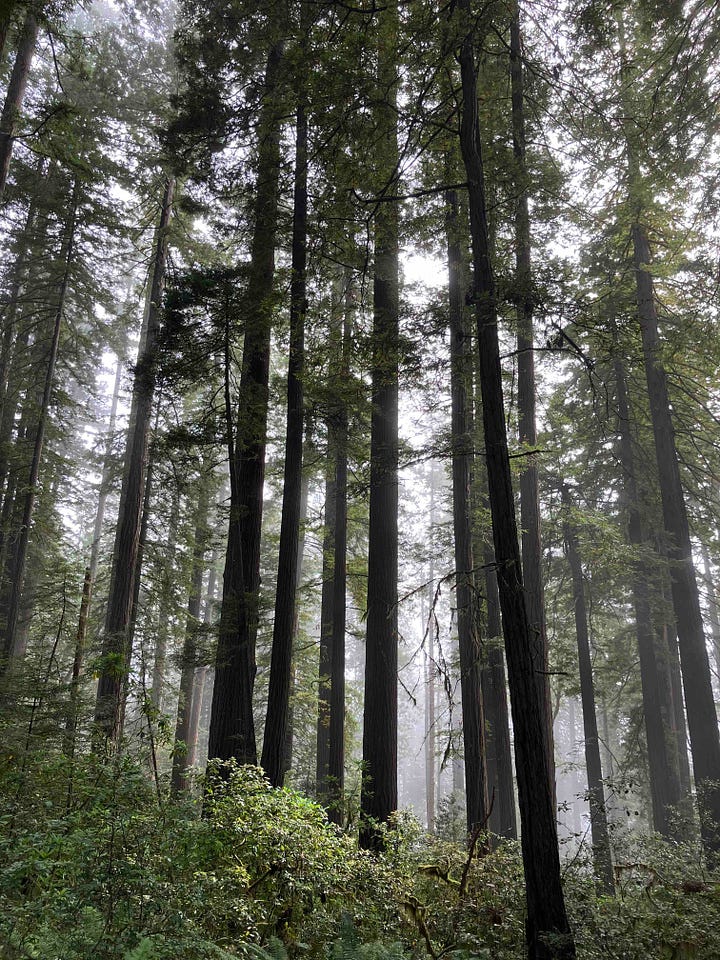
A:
[[0, 752, 718, 960]]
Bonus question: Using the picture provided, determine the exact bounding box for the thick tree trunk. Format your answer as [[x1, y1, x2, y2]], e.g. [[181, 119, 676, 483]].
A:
[[93, 176, 174, 748], [359, 0, 399, 850], [0, 10, 39, 198], [562, 495, 614, 893], [614, 356, 685, 836], [171, 479, 210, 794], [262, 93, 307, 787], [208, 40, 284, 766], [510, 0, 554, 804], [1, 178, 79, 668], [632, 220, 720, 851], [456, 6, 575, 956], [446, 184, 488, 834]]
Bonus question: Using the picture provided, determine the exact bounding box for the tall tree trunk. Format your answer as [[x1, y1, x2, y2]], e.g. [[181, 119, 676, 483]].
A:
[[208, 39, 284, 767], [615, 10, 720, 852], [510, 0, 554, 804], [88, 356, 123, 586], [702, 542, 720, 687], [456, 6, 575, 956], [482, 547, 517, 839], [328, 272, 351, 823], [0, 10, 39, 198], [0, 178, 79, 668], [171, 478, 210, 794], [632, 219, 720, 850], [151, 483, 180, 714], [283, 451, 311, 778], [93, 176, 174, 748], [316, 464, 336, 796], [446, 184, 488, 834], [360, 0, 399, 850], [187, 557, 218, 771], [262, 89, 308, 787], [613, 356, 685, 837], [562, 494, 614, 893]]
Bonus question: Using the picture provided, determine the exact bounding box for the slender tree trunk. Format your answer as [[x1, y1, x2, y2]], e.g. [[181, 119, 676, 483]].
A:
[[172, 479, 210, 794], [702, 542, 720, 687], [614, 356, 684, 836], [0, 10, 39, 198], [425, 607, 436, 832], [456, 6, 575, 956], [1, 178, 80, 668], [187, 557, 218, 771], [88, 356, 123, 585], [360, 0, 399, 849], [262, 90, 308, 787], [510, 0, 554, 804], [328, 273, 351, 823], [316, 465, 336, 796], [93, 176, 174, 748], [446, 184, 488, 834], [150, 483, 180, 715], [63, 566, 92, 756], [482, 547, 517, 839], [283, 453, 310, 777], [562, 494, 614, 893], [208, 39, 284, 766]]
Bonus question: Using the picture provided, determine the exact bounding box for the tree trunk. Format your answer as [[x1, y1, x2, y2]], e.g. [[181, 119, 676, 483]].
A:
[[1, 177, 79, 668], [482, 546, 518, 839], [151, 483, 180, 714], [316, 465, 336, 796], [359, 0, 399, 850], [93, 176, 174, 748], [446, 184, 488, 834], [562, 494, 614, 893], [702, 542, 720, 688], [171, 478, 210, 794], [261, 90, 308, 787], [0, 10, 39, 198], [187, 557, 218, 771], [632, 218, 720, 850], [208, 40, 284, 767], [510, 0, 554, 804], [456, 6, 575, 956], [613, 355, 685, 837]]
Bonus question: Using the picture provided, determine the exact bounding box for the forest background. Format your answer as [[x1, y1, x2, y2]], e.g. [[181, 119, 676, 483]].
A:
[[3, 0, 720, 958]]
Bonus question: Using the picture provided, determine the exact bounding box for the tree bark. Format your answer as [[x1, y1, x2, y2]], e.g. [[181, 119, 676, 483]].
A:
[[171, 478, 210, 794], [359, 0, 399, 850], [1, 177, 79, 668], [510, 0, 554, 804], [151, 483, 179, 714], [187, 557, 218, 771], [632, 218, 720, 851], [456, 5, 575, 955], [446, 184, 488, 834], [614, 355, 685, 837], [0, 10, 39, 198], [261, 89, 308, 787], [482, 546, 517, 839], [93, 176, 174, 748], [562, 493, 614, 893], [208, 39, 284, 767]]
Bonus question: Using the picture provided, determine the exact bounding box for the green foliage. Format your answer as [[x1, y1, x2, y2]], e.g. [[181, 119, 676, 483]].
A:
[[2, 752, 720, 959]]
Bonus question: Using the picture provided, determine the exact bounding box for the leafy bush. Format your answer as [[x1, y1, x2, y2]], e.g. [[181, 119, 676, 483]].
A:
[[2, 751, 720, 960]]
